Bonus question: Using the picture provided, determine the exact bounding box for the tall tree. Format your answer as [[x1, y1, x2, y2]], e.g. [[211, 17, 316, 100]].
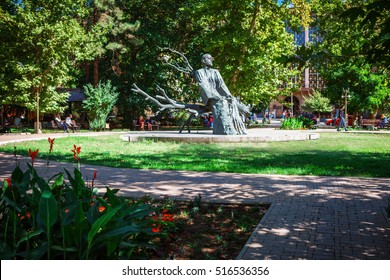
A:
[[294, 0, 390, 115], [178, 0, 299, 108], [0, 0, 92, 132], [82, 0, 141, 86], [342, 0, 390, 69]]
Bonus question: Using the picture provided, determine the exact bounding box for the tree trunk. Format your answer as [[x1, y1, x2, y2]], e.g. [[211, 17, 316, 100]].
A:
[[93, 7, 99, 87], [85, 62, 90, 84], [93, 58, 99, 87]]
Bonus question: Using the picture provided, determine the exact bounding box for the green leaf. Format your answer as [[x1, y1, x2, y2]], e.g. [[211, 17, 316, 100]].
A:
[[16, 229, 45, 248], [87, 203, 124, 245], [11, 165, 24, 183], [37, 177, 50, 192], [48, 173, 64, 190], [38, 190, 58, 233], [98, 225, 140, 239], [51, 245, 78, 252]]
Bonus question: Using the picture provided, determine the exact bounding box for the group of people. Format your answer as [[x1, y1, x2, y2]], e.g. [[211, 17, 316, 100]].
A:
[[55, 113, 76, 133], [138, 116, 154, 131], [202, 114, 214, 128]]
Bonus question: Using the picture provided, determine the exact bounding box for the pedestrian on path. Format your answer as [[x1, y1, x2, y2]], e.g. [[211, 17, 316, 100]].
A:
[[335, 104, 348, 131]]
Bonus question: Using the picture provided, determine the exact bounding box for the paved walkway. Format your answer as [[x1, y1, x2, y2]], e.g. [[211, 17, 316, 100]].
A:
[[1, 130, 390, 260]]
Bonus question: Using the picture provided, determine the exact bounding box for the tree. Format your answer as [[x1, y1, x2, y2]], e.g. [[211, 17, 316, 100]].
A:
[[83, 80, 119, 131], [292, 0, 390, 115], [110, 0, 301, 122], [320, 62, 389, 116], [81, 0, 141, 87], [302, 90, 332, 119], [342, 0, 390, 69], [0, 0, 92, 132], [179, 0, 299, 108]]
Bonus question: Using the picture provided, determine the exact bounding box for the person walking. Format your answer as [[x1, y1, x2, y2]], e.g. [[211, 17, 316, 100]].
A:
[[335, 105, 348, 131]]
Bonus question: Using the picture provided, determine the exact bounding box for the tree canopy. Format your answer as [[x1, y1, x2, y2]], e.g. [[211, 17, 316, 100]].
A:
[[1, 0, 388, 121], [0, 0, 92, 113]]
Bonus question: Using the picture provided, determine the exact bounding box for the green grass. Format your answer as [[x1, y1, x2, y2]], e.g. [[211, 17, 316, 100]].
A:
[[1, 132, 390, 178]]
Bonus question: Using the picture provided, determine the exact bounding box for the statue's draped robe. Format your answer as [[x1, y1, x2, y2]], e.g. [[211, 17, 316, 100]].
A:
[[194, 67, 247, 135]]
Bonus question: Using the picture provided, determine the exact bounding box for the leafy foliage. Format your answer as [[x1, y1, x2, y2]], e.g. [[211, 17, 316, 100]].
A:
[[82, 80, 119, 131], [302, 90, 332, 115], [281, 116, 314, 130], [341, 0, 390, 69], [0, 163, 162, 259], [291, 0, 390, 115], [178, 0, 299, 107], [0, 0, 92, 112]]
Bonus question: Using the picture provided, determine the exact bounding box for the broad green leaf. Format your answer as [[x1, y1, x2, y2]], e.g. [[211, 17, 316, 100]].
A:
[[87, 204, 124, 245], [38, 190, 58, 233], [48, 173, 64, 190]]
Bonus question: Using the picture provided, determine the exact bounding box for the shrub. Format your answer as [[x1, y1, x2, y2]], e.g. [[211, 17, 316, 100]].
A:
[[83, 80, 119, 131], [281, 116, 314, 130]]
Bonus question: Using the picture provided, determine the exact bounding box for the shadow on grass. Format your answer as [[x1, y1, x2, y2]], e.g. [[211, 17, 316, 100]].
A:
[[61, 147, 390, 178]]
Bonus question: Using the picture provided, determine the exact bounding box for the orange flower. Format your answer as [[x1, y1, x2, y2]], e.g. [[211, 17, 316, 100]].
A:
[[28, 148, 39, 165], [71, 145, 81, 161], [48, 138, 55, 153], [98, 206, 106, 213], [25, 212, 31, 219]]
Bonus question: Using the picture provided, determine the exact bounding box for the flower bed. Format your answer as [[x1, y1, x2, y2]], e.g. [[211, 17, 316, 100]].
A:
[[134, 196, 269, 260]]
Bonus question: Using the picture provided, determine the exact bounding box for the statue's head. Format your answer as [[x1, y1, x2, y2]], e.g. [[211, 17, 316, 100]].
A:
[[201, 54, 214, 67]]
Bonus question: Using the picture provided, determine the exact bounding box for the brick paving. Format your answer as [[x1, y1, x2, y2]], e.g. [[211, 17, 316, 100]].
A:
[[0, 130, 390, 260]]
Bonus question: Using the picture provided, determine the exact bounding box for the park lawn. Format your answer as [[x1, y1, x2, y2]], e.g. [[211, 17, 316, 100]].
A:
[[1, 132, 390, 178]]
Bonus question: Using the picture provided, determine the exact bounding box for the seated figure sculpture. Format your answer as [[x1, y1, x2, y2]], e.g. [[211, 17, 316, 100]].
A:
[[194, 54, 247, 135]]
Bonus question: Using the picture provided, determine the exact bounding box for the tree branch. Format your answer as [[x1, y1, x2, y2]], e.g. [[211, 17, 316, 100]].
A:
[[131, 83, 208, 117], [164, 48, 194, 74]]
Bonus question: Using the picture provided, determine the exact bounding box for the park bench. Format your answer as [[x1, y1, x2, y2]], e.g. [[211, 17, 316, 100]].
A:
[[132, 120, 159, 131], [50, 120, 63, 132], [134, 124, 160, 131], [360, 119, 380, 130], [71, 120, 81, 132]]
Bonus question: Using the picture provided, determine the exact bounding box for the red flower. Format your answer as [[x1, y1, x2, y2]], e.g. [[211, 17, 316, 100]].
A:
[[48, 138, 55, 153], [5, 178, 11, 187], [71, 145, 81, 161], [28, 148, 39, 165], [152, 225, 161, 233], [25, 212, 31, 219], [162, 213, 174, 222], [91, 171, 97, 187], [64, 208, 70, 214], [98, 206, 106, 213]]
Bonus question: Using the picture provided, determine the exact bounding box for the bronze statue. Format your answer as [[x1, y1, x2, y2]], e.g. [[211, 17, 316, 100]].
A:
[[132, 50, 250, 135]]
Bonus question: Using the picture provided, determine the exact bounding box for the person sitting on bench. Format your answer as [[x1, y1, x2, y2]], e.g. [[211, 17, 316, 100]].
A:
[[55, 113, 68, 132]]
